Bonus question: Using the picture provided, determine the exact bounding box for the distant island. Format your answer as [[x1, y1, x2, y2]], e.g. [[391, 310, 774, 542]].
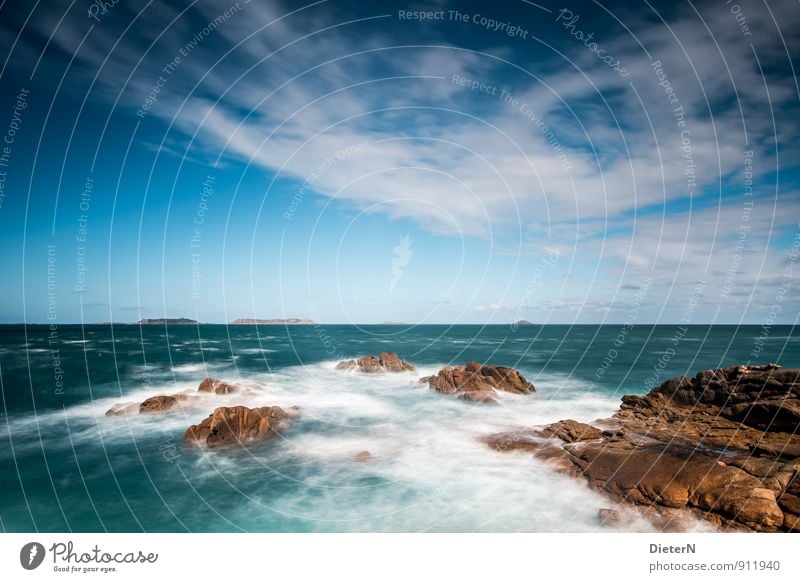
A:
[[231, 318, 315, 325], [381, 321, 407, 325], [138, 318, 197, 324], [514, 320, 534, 326]]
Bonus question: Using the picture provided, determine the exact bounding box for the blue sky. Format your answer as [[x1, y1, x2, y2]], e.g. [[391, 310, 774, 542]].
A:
[[0, 0, 798, 324]]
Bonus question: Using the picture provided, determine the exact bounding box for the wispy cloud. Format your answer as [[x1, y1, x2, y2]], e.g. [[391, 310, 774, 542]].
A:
[[3, 0, 798, 321]]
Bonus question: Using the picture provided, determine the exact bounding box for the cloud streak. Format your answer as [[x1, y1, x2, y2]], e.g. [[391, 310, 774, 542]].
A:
[[2, 0, 798, 322]]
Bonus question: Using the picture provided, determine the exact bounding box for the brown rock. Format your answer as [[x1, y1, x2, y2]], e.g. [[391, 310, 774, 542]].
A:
[[778, 493, 800, 515], [379, 351, 414, 372], [483, 430, 547, 454], [460, 390, 500, 404], [783, 512, 800, 532], [486, 364, 800, 532], [354, 451, 373, 462], [725, 399, 800, 433], [197, 377, 239, 394], [598, 508, 622, 525], [184, 405, 299, 448], [139, 395, 179, 414], [541, 420, 602, 443], [104, 402, 140, 416], [336, 352, 415, 373], [106, 368, 250, 421], [421, 361, 534, 403]]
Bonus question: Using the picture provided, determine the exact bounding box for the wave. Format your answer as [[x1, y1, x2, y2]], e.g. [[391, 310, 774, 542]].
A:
[[0, 359, 654, 532], [235, 348, 279, 354], [175, 361, 653, 531]]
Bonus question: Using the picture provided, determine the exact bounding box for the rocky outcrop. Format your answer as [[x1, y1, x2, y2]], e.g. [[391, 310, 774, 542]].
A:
[[106, 394, 191, 416], [139, 395, 181, 414], [619, 365, 800, 433], [104, 402, 140, 416], [184, 405, 299, 448], [485, 364, 800, 532], [421, 361, 535, 404], [541, 419, 602, 443], [336, 352, 416, 373], [198, 377, 239, 394], [105, 377, 240, 416], [137, 393, 199, 413], [354, 451, 373, 463]]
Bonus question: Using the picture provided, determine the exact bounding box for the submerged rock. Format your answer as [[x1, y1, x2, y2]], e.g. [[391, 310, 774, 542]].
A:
[[420, 361, 534, 403], [184, 405, 299, 448], [105, 377, 240, 416], [197, 377, 239, 394], [598, 508, 622, 525], [104, 402, 139, 416], [354, 451, 373, 463], [336, 351, 416, 373], [139, 395, 180, 414], [541, 419, 602, 443], [486, 364, 800, 532]]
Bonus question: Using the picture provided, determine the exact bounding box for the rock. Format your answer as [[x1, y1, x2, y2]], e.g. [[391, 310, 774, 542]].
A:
[[598, 508, 622, 525], [336, 352, 416, 373], [779, 494, 800, 515], [198, 377, 239, 394], [542, 420, 602, 443], [483, 430, 549, 454], [379, 351, 415, 372], [460, 389, 500, 404], [336, 356, 378, 372], [726, 400, 800, 433], [104, 402, 139, 416], [139, 395, 179, 414], [105, 378, 235, 417], [486, 364, 800, 532], [354, 451, 373, 463], [420, 361, 534, 403], [184, 405, 299, 448]]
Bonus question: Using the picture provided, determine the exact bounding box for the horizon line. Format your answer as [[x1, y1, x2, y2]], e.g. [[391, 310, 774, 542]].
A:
[[1, 321, 797, 327]]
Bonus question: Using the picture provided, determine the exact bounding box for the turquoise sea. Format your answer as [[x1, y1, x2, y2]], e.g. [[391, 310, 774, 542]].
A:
[[1, 323, 797, 532]]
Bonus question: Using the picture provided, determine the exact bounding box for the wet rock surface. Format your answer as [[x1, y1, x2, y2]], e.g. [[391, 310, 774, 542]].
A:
[[197, 377, 240, 394], [105, 377, 239, 416], [486, 364, 800, 531], [336, 351, 416, 373], [139, 395, 181, 414], [184, 405, 299, 448], [421, 361, 535, 404]]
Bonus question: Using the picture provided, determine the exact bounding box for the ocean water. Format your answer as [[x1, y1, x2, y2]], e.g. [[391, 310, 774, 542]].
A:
[[0, 323, 797, 532]]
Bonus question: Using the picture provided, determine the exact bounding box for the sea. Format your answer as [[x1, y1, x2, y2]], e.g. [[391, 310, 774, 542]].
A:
[[0, 323, 797, 532]]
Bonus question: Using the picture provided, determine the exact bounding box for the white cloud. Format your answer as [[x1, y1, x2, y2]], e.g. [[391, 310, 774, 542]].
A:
[[5, 0, 798, 321]]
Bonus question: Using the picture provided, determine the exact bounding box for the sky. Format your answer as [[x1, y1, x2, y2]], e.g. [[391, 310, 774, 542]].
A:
[[0, 0, 798, 324]]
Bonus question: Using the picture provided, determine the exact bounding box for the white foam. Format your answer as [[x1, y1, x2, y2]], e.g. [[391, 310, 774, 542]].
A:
[[172, 361, 641, 531], [2, 359, 658, 531], [236, 348, 278, 354]]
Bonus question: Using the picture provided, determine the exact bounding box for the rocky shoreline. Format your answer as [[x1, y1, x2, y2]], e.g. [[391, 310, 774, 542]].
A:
[[485, 364, 800, 532], [102, 353, 799, 531]]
